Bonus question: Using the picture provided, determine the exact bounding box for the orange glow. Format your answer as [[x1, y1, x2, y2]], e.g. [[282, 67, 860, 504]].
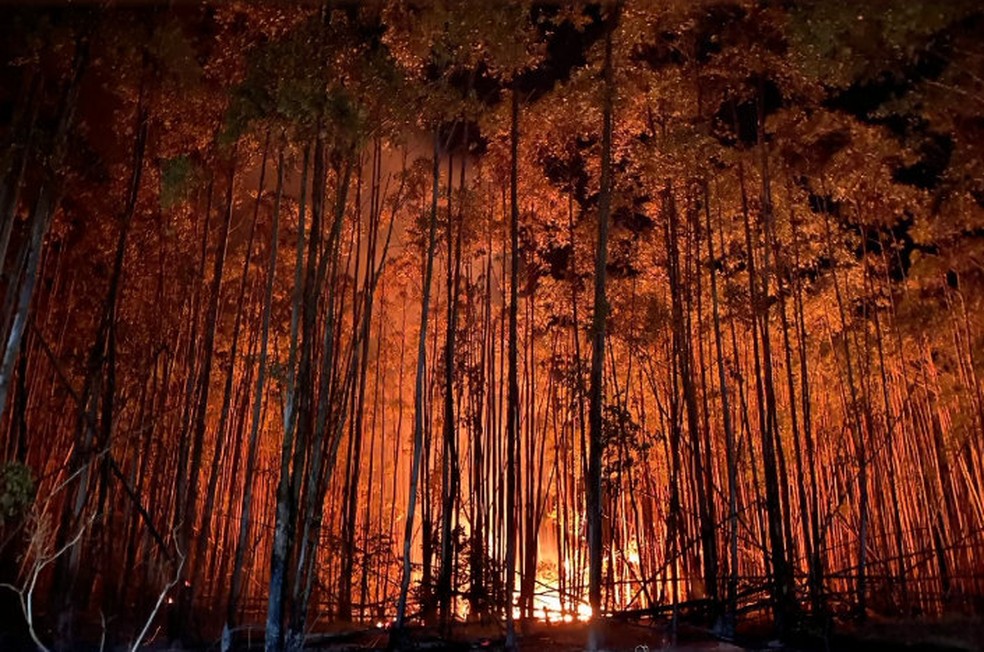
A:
[[2, 3, 982, 647]]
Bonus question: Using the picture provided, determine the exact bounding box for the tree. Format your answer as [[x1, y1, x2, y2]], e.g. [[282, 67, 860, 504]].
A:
[[587, 4, 620, 650]]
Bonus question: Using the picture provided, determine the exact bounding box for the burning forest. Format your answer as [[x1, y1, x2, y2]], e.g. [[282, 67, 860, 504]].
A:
[[0, 1, 983, 650]]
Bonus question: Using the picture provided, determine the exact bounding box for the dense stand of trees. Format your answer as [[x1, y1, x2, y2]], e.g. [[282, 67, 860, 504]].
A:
[[1, 2, 983, 650]]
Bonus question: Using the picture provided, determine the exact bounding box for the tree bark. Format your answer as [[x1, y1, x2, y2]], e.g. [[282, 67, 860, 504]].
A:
[[587, 5, 619, 647], [393, 131, 441, 645]]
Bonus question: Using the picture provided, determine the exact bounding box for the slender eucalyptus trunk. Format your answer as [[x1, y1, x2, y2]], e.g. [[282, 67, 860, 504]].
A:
[[587, 7, 618, 647], [703, 181, 738, 633], [505, 90, 520, 651], [393, 131, 441, 645], [265, 142, 310, 652], [225, 142, 284, 651]]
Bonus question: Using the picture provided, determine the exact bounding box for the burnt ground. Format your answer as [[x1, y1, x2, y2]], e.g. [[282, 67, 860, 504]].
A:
[[1, 615, 980, 651], [213, 616, 982, 652]]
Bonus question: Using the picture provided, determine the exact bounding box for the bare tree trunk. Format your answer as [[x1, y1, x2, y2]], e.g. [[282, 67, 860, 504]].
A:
[[666, 185, 717, 610], [820, 196, 868, 621], [265, 140, 310, 652], [175, 147, 237, 640], [587, 6, 618, 647], [285, 151, 354, 652], [0, 37, 88, 418], [338, 153, 369, 623], [393, 131, 441, 645], [790, 202, 825, 620], [737, 157, 795, 636], [53, 85, 146, 649], [504, 89, 521, 652], [703, 181, 738, 634], [225, 141, 284, 650], [193, 133, 270, 626], [438, 140, 465, 632]]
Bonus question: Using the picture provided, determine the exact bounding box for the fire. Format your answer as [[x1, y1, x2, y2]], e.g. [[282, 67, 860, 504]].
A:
[[512, 591, 593, 623]]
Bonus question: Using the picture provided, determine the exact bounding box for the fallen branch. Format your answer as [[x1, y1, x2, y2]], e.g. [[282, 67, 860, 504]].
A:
[[1, 514, 92, 652], [129, 533, 185, 652]]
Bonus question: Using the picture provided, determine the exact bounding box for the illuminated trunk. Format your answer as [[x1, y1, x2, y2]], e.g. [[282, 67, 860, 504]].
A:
[[468, 243, 492, 621], [194, 132, 269, 619], [285, 152, 353, 652], [0, 37, 88, 420], [666, 185, 718, 609], [363, 274, 387, 619], [738, 156, 795, 634], [505, 87, 520, 650], [438, 145, 463, 630], [338, 153, 369, 623], [265, 141, 309, 652], [225, 141, 284, 649], [175, 147, 236, 639], [869, 237, 909, 610], [393, 130, 441, 641], [273, 133, 328, 652], [690, 191, 720, 614], [821, 202, 868, 620], [703, 181, 738, 632], [791, 209, 825, 619], [341, 139, 395, 622], [587, 6, 617, 648], [387, 289, 409, 612], [775, 214, 814, 618]]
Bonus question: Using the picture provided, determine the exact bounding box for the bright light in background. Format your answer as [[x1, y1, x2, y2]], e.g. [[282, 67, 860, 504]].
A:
[[512, 592, 592, 623]]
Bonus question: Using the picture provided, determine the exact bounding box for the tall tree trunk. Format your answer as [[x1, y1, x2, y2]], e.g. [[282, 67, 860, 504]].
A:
[[176, 146, 237, 640], [193, 133, 269, 626], [393, 131, 441, 645], [587, 5, 618, 648], [265, 140, 310, 652], [821, 195, 868, 621], [225, 141, 284, 651], [0, 37, 88, 418], [703, 181, 738, 634], [790, 202, 825, 620], [666, 185, 717, 610], [438, 140, 465, 631], [338, 153, 369, 623], [738, 157, 795, 636], [505, 88, 521, 651], [53, 88, 146, 650], [285, 152, 354, 652]]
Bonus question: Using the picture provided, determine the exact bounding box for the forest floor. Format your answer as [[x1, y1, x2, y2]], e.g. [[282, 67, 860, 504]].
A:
[[3, 615, 980, 651], [232, 616, 982, 652]]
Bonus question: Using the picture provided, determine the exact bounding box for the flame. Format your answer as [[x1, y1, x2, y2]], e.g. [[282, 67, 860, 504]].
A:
[[512, 591, 592, 623]]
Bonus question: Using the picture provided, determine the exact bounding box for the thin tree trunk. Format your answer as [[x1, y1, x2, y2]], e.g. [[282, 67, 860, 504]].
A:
[[438, 140, 465, 631], [176, 147, 237, 639], [505, 88, 521, 651], [703, 181, 738, 634], [393, 131, 441, 645], [265, 141, 310, 652], [193, 133, 269, 623], [225, 141, 284, 651], [0, 37, 88, 418], [587, 6, 618, 647]]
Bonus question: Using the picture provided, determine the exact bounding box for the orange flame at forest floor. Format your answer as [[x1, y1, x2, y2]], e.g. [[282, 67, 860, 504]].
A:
[[517, 593, 593, 623]]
